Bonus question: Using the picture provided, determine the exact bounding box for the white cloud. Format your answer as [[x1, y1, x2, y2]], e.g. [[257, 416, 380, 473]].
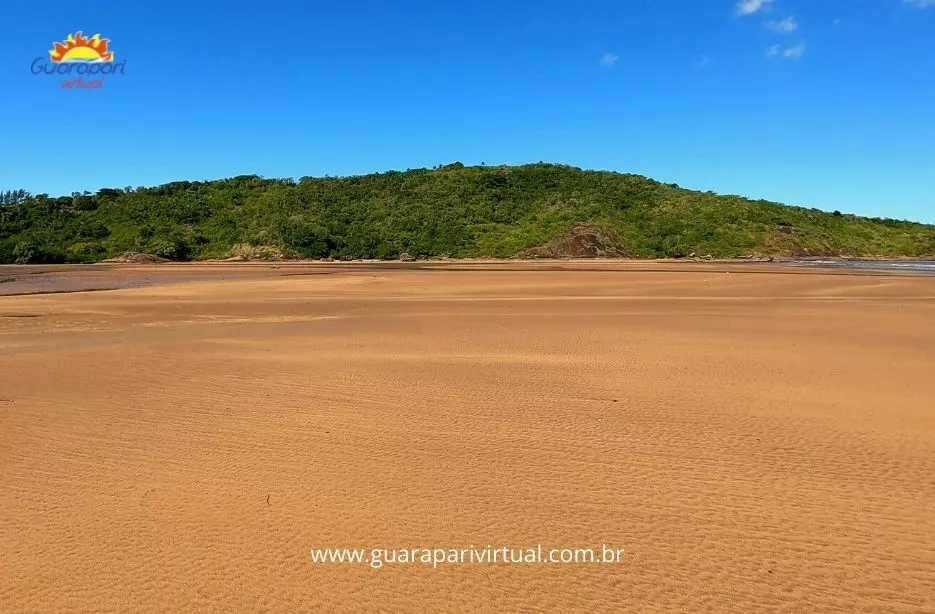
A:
[[783, 42, 807, 59], [736, 0, 774, 16], [766, 42, 806, 60], [767, 16, 798, 32], [905, 0, 935, 8], [600, 52, 619, 67]]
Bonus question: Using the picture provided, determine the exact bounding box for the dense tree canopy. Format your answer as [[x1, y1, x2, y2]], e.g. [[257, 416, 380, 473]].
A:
[[2, 164, 933, 263]]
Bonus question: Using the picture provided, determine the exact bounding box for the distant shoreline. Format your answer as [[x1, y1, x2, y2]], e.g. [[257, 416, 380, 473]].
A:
[[2, 259, 932, 298]]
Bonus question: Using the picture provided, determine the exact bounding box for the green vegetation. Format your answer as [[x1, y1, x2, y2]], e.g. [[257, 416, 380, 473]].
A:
[[2, 163, 933, 263]]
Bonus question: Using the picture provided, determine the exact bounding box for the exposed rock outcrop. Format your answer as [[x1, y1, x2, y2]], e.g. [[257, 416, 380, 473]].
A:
[[103, 252, 170, 264], [517, 224, 631, 259]]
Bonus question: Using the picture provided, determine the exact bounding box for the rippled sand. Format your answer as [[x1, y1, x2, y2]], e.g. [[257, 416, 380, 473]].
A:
[[1, 263, 933, 612]]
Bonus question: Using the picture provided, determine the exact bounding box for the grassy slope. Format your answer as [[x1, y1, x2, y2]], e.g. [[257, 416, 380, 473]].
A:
[[2, 163, 933, 263]]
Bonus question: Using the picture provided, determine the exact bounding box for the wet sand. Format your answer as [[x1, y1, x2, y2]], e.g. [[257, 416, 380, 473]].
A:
[[1, 263, 933, 612], [3, 259, 932, 297]]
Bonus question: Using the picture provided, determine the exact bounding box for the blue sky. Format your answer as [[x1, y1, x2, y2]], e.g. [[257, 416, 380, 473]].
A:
[[2, 0, 933, 222]]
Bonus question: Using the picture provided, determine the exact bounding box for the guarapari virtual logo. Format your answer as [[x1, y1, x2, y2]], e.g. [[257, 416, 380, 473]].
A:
[[31, 31, 126, 89]]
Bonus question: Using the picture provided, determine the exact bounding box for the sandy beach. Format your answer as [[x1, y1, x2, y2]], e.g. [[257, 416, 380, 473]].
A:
[[1, 262, 933, 612]]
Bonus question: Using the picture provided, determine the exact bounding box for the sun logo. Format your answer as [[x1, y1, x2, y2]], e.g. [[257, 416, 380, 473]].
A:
[[49, 32, 114, 63]]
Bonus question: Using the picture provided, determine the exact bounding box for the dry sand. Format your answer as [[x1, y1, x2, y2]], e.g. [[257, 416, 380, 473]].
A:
[[1, 263, 933, 612]]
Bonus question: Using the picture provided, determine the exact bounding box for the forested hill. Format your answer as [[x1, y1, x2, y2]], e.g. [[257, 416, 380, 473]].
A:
[[2, 163, 933, 263]]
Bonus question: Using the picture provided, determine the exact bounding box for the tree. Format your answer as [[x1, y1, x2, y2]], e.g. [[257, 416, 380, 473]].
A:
[[12, 240, 36, 263], [0, 189, 30, 206], [0, 165, 933, 263]]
